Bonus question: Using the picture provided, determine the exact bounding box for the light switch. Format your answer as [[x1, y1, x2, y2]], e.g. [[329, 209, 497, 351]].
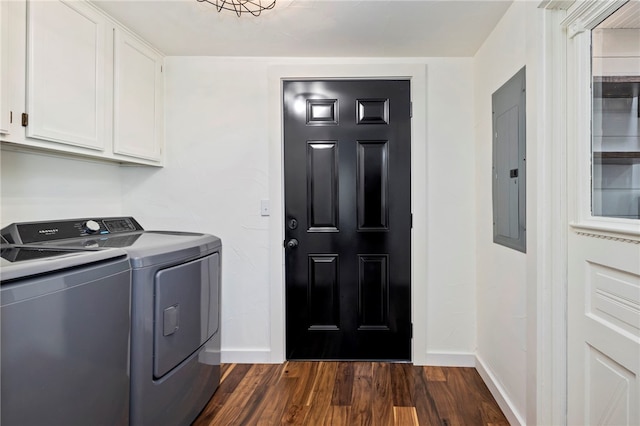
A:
[[261, 200, 270, 216]]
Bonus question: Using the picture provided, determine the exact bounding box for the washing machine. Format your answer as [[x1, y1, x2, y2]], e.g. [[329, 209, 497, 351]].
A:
[[0, 238, 131, 426], [2, 217, 222, 426]]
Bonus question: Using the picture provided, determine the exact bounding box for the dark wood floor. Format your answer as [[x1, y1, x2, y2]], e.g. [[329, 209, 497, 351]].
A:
[[192, 362, 510, 425]]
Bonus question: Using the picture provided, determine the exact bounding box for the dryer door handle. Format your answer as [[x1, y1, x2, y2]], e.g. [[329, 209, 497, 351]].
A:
[[163, 304, 180, 336]]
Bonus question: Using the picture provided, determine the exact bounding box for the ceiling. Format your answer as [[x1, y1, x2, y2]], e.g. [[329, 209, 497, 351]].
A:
[[597, 0, 640, 28], [91, 0, 513, 57]]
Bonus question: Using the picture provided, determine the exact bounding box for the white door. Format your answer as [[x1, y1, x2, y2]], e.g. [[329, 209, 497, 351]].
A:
[[568, 233, 640, 425], [26, 0, 106, 150], [566, 2, 640, 424]]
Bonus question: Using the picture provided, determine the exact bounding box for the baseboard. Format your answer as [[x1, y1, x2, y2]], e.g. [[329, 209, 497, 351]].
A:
[[475, 354, 524, 426], [221, 349, 275, 364], [223, 350, 477, 366], [422, 351, 476, 367]]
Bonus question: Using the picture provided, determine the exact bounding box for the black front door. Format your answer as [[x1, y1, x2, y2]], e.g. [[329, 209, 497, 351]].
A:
[[284, 79, 411, 360]]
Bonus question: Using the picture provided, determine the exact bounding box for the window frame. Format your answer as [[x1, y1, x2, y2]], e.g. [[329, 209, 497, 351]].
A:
[[564, 0, 640, 239]]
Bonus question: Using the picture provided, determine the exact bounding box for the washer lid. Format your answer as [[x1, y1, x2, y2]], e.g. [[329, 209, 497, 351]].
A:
[[0, 245, 128, 282]]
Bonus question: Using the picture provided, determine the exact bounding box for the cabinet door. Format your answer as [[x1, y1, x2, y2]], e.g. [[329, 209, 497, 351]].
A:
[[113, 29, 163, 162], [0, 0, 11, 135], [26, 0, 106, 150]]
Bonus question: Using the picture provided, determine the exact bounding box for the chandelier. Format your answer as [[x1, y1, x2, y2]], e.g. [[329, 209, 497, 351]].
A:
[[196, 0, 276, 16]]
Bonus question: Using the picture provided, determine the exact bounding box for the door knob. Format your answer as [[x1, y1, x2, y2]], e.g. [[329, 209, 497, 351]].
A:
[[286, 238, 299, 249]]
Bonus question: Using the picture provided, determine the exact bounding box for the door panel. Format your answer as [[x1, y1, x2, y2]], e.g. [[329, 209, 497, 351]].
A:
[[357, 141, 389, 230], [284, 80, 411, 360], [307, 142, 339, 231], [568, 234, 640, 425], [308, 255, 340, 329], [358, 254, 389, 329], [27, 0, 105, 149]]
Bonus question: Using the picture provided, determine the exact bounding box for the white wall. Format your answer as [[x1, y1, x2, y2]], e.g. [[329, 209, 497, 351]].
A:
[[0, 147, 123, 225], [0, 8, 555, 423], [0, 56, 478, 370], [122, 57, 274, 360], [121, 56, 478, 364], [473, 2, 541, 425], [422, 59, 477, 363]]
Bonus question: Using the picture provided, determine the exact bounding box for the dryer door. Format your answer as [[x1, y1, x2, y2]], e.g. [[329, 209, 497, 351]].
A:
[[153, 252, 219, 378]]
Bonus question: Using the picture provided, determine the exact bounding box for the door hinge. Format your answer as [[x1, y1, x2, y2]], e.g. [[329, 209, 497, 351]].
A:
[[411, 213, 413, 229], [410, 323, 413, 339], [410, 101, 413, 118], [9, 111, 12, 124], [21, 113, 28, 127]]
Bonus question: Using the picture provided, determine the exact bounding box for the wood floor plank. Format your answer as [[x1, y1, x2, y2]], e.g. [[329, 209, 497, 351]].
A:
[[390, 363, 413, 407], [393, 406, 420, 426], [331, 362, 354, 406], [480, 402, 511, 426], [289, 362, 319, 406], [348, 362, 374, 425], [302, 362, 338, 425], [255, 376, 297, 426], [424, 370, 467, 426], [201, 364, 273, 425], [459, 368, 510, 426], [371, 362, 394, 426], [230, 364, 282, 425], [279, 361, 319, 425], [193, 362, 510, 426], [445, 367, 487, 425], [216, 363, 250, 396], [280, 399, 310, 426], [413, 366, 445, 426], [219, 363, 236, 383], [192, 363, 252, 426], [322, 405, 351, 426], [425, 365, 447, 382], [281, 361, 314, 379]]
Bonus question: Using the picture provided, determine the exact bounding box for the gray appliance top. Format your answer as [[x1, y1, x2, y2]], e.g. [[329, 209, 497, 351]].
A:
[[1, 217, 144, 244], [1, 217, 221, 269], [46, 231, 221, 268], [0, 245, 128, 282]]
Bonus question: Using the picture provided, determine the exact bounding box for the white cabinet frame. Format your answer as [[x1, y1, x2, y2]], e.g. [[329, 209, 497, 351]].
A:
[[113, 28, 163, 162], [1, 0, 164, 166], [26, 0, 106, 151]]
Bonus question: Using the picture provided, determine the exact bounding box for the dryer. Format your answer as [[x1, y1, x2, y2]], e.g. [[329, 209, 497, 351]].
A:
[[2, 217, 222, 426]]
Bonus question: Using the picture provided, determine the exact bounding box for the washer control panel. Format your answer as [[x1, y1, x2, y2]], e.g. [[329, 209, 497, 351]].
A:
[[1, 217, 144, 244]]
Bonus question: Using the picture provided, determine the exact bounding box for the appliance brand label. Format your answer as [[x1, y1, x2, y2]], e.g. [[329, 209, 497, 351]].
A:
[[38, 228, 59, 236]]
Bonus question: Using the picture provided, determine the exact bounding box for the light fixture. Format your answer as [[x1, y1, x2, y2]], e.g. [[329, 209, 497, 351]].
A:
[[196, 0, 276, 17]]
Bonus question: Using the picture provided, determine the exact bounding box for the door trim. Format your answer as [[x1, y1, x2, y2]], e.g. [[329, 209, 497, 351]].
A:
[[267, 63, 427, 364]]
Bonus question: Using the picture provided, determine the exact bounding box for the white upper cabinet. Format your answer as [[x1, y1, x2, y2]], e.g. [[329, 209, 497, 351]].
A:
[[113, 29, 163, 162], [0, 0, 164, 166], [0, 1, 12, 135], [27, 0, 106, 150]]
